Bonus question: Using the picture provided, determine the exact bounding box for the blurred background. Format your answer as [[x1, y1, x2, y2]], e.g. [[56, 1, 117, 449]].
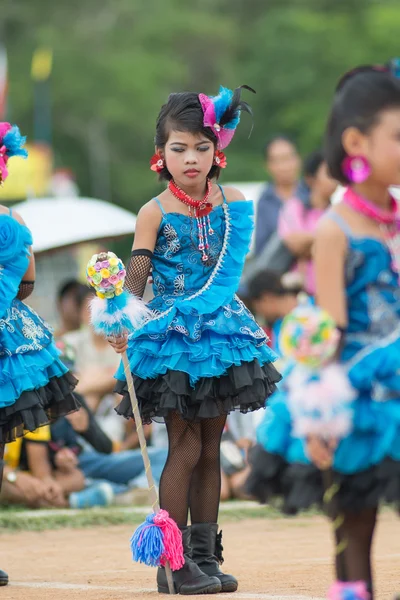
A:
[[0, 0, 399, 326], [2, 0, 400, 515]]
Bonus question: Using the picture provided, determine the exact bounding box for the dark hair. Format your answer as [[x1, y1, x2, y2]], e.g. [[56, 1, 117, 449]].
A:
[[155, 92, 220, 182], [77, 285, 96, 309], [57, 279, 86, 302], [325, 69, 400, 184], [263, 135, 297, 159], [303, 150, 324, 178], [247, 270, 303, 300]]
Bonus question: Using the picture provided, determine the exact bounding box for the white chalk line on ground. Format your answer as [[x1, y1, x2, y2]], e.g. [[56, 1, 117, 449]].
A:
[[11, 582, 324, 599]]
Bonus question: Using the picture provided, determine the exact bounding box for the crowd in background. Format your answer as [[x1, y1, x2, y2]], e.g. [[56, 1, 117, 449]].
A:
[[241, 135, 337, 353], [0, 136, 339, 511]]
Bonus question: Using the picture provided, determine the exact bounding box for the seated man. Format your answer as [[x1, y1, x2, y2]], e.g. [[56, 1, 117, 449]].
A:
[[57, 318, 168, 502], [62, 287, 124, 441], [1, 462, 49, 509], [2, 426, 113, 509], [51, 393, 167, 502]]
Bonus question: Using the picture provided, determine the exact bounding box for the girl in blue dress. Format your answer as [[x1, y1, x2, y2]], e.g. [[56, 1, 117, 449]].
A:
[[0, 123, 79, 586], [109, 86, 281, 595], [246, 64, 400, 600]]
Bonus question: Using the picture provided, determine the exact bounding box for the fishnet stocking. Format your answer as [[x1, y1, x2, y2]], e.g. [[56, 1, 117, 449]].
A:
[[17, 280, 35, 301], [159, 411, 202, 526], [336, 507, 377, 598], [189, 415, 226, 524], [125, 250, 152, 299], [158, 412, 227, 527]]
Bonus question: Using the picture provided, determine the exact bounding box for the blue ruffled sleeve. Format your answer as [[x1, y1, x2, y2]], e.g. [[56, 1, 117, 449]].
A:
[[175, 200, 254, 316]]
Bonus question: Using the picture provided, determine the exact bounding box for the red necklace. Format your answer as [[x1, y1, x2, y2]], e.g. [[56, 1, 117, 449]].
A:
[[168, 178, 215, 261], [343, 187, 400, 278]]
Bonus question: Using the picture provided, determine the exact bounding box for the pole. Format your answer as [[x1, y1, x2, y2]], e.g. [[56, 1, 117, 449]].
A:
[[122, 352, 176, 595]]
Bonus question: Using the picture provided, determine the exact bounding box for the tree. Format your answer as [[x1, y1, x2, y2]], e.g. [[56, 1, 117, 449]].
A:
[[2, 0, 400, 211]]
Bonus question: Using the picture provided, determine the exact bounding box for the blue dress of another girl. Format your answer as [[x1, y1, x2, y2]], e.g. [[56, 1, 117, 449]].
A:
[[115, 188, 281, 423], [246, 212, 400, 512], [0, 210, 79, 443]]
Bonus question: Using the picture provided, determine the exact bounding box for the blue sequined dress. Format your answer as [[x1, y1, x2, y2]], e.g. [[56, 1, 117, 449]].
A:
[[0, 210, 79, 443], [246, 212, 400, 512], [115, 188, 281, 423]]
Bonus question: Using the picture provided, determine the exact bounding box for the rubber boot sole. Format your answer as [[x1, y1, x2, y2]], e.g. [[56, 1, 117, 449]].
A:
[[157, 581, 221, 595], [220, 580, 238, 593]]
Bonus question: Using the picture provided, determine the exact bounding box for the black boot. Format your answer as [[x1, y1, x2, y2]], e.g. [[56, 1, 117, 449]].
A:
[[0, 569, 8, 586], [191, 523, 238, 593], [157, 526, 221, 595]]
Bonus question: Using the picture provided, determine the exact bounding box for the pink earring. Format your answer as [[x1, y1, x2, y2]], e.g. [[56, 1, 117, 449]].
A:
[[150, 152, 165, 173], [341, 155, 371, 183]]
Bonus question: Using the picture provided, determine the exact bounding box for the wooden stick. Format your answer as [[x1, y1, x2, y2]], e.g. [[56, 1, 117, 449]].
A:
[[122, 352, 176, 595]]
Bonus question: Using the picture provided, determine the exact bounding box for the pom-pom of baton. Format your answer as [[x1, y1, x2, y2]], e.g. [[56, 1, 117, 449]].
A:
[[130, 510, 184, 571]]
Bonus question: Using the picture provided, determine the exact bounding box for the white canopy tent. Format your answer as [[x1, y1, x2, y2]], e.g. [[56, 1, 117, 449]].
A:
[[13, 196, 137, 254]]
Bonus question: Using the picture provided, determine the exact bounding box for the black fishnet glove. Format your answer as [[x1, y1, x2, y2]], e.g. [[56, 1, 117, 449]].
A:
[[125, 249, 153, 299], [17, 280, 35, 300]]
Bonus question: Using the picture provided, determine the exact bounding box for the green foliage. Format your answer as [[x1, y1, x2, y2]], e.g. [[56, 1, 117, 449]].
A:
[[3, 0, 400, 212]]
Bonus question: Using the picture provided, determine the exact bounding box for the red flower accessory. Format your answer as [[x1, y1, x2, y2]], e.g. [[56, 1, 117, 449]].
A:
[[150, 152, 165, 173], [213, 150, 227, 169]]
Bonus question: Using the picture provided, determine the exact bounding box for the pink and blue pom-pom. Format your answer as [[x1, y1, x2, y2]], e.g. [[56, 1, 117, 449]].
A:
[[130, 509, 184, 571], [328, 581, 370, 600]]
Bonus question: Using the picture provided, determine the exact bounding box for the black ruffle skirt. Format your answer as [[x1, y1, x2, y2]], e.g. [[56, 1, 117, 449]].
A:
[[0, 372, 80, 444], [114, 360, 281, 424], [246, 444, 400, 514]]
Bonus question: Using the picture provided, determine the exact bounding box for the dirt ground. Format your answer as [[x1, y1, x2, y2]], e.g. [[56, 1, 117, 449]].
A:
[[1, 512, 399, 600]]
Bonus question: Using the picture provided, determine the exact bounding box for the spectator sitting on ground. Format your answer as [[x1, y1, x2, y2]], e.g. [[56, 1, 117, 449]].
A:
[[254, 135, 309, 256], [51, 341, 168, 504], [220, 412, 261, 502], [62, 287, 123, 440], [1, 427, 113, 509], [55, 279, 87, 338], [60, 298, 144, 448], [51, 398, 167, 505], [277, 150, 337, 295], [247, 270, 304, 355], [1, 460, 51, 509]]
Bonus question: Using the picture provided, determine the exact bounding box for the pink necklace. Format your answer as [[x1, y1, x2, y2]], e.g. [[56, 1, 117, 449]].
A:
[[343, 187, 400, 278]]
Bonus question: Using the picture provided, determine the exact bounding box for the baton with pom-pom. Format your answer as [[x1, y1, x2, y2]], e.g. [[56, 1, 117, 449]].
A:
[[280, 296, 370, 600], [86, 251, 183, 595]]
